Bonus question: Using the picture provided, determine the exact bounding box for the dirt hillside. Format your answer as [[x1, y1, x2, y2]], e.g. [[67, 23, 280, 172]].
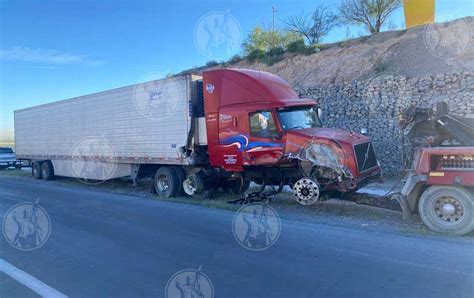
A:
[[195, 16, 474, 87]]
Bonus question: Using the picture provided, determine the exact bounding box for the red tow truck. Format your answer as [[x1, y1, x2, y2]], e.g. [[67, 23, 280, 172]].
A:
[[394, 103, 474, 235]]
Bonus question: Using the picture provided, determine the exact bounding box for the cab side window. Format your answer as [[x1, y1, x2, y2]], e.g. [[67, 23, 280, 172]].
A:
[[249, 111, 279, 138]]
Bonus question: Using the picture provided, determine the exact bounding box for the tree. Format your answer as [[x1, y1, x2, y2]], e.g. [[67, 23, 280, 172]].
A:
[[286, 6, 338, 44], [338, 0, 401, 34], [242, 26, 302, 55]]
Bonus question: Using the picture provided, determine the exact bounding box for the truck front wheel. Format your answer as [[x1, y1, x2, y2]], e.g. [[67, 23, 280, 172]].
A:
[[154, 167, 179, 198], [418, 186, 473, 235], [32, 161, 43, 179]]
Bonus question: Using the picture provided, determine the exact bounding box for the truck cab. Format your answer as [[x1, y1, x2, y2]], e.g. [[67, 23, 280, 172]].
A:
[[194, 69, 380, 201]]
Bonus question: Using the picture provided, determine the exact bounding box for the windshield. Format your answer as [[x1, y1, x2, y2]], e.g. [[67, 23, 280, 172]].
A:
[[0, 147, 14, 154], [277, 106, 322, 131]]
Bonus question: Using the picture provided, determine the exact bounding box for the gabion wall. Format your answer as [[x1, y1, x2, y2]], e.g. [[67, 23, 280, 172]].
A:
[[298, 72, 474, 176]]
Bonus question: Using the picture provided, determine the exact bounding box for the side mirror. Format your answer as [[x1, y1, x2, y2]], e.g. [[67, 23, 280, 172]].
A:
[[272, 133, 283, 141], [317, 107, 323, 121], [360, 128, 368, 135]]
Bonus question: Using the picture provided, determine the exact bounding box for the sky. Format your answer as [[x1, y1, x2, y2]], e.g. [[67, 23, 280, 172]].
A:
[[0, 0, 473, 140]]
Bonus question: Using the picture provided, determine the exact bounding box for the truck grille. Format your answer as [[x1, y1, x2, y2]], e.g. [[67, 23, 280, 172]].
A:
[[353, 142, 378, 172], [441, 155, 474, 171], [194, 81, 205, 117]]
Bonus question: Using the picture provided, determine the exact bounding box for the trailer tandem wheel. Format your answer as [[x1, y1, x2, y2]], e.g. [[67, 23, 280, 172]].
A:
[[32, 161, 43, 179], [154, 167, 179, 198], [41, 160, 55, 180]]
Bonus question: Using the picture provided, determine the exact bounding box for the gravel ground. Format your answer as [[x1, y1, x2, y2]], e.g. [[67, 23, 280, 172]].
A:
[[1, 168, 473, 242]]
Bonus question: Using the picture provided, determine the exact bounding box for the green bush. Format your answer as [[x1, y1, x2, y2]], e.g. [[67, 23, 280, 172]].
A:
[[266, 46, 285, 57], [243, 26, 303, 55], [373, 58, 389, 73], [261, 47, 285, 66], [287, 39, 306, 53], [262, 55, 284, 66], [247, 48, 265, 62], [286, 40, 321, 55], [227, 55, 242, 64], [206, 60, 219, 67]]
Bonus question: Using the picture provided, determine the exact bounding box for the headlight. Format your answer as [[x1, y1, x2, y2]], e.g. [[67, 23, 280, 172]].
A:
[[300, 143, 341, 168]]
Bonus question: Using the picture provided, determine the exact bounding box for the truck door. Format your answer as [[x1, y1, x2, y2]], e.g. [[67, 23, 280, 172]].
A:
[[244, 110, 284, 165], [217, 110, 246, 171]]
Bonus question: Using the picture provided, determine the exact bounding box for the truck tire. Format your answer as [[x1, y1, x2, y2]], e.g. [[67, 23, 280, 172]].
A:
[[221, 179, 250, 195], [32, 161, 43, 179], [171, 166, 186, 196], [41, 161, 55, 180], [154, 167, 179, 198], [182, 169, 215, 199], [418, 186, 474, 235]]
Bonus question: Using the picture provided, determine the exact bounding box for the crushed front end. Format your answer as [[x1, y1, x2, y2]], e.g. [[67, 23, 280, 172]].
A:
[[284, 128, 381, 195]]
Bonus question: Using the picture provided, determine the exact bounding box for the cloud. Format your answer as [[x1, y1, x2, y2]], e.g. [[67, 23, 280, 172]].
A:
[[0, 46, 105, 66]]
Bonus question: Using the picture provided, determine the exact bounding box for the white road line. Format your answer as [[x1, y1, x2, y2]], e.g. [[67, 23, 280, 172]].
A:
[[0, 258, 68, 298]]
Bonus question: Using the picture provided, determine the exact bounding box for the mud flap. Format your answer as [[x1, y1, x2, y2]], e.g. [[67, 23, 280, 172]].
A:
[[391, 193, 411, 220]]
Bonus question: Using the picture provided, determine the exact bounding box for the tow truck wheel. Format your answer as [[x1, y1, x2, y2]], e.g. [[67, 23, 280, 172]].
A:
[[418, 186, 474, 235], [32, 161, 43, 179], [154, 167, 179, 198], [41, 161, 55, 180]]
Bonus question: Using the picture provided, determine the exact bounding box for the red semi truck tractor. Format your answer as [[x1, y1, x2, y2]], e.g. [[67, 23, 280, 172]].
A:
[[14, 69, 380, 202]]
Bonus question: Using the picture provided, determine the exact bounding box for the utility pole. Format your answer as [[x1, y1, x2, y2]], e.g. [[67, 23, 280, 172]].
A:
[[272, 6, 277, 48], [272, 6, 277, 32]]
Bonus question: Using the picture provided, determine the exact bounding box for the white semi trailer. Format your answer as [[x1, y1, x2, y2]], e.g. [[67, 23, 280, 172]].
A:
[[14, 73, 207, 188]]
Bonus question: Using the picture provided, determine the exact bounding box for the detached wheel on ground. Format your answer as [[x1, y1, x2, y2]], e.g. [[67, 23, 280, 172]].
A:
[[154, 167, 179, 198], [41, 160, 55, 180], [32, 161, 43, 179], [418, 186, 474, 235]]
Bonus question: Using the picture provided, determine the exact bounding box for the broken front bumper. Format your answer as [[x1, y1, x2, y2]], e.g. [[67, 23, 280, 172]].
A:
[[337, 167, 382, 192]]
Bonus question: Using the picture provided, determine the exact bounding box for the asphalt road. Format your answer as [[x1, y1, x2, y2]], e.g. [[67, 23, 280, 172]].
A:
[[0, 176, 473, 298]]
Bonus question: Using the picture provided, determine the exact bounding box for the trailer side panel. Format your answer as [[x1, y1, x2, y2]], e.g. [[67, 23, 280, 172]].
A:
[[14, 75, 193, 164]]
